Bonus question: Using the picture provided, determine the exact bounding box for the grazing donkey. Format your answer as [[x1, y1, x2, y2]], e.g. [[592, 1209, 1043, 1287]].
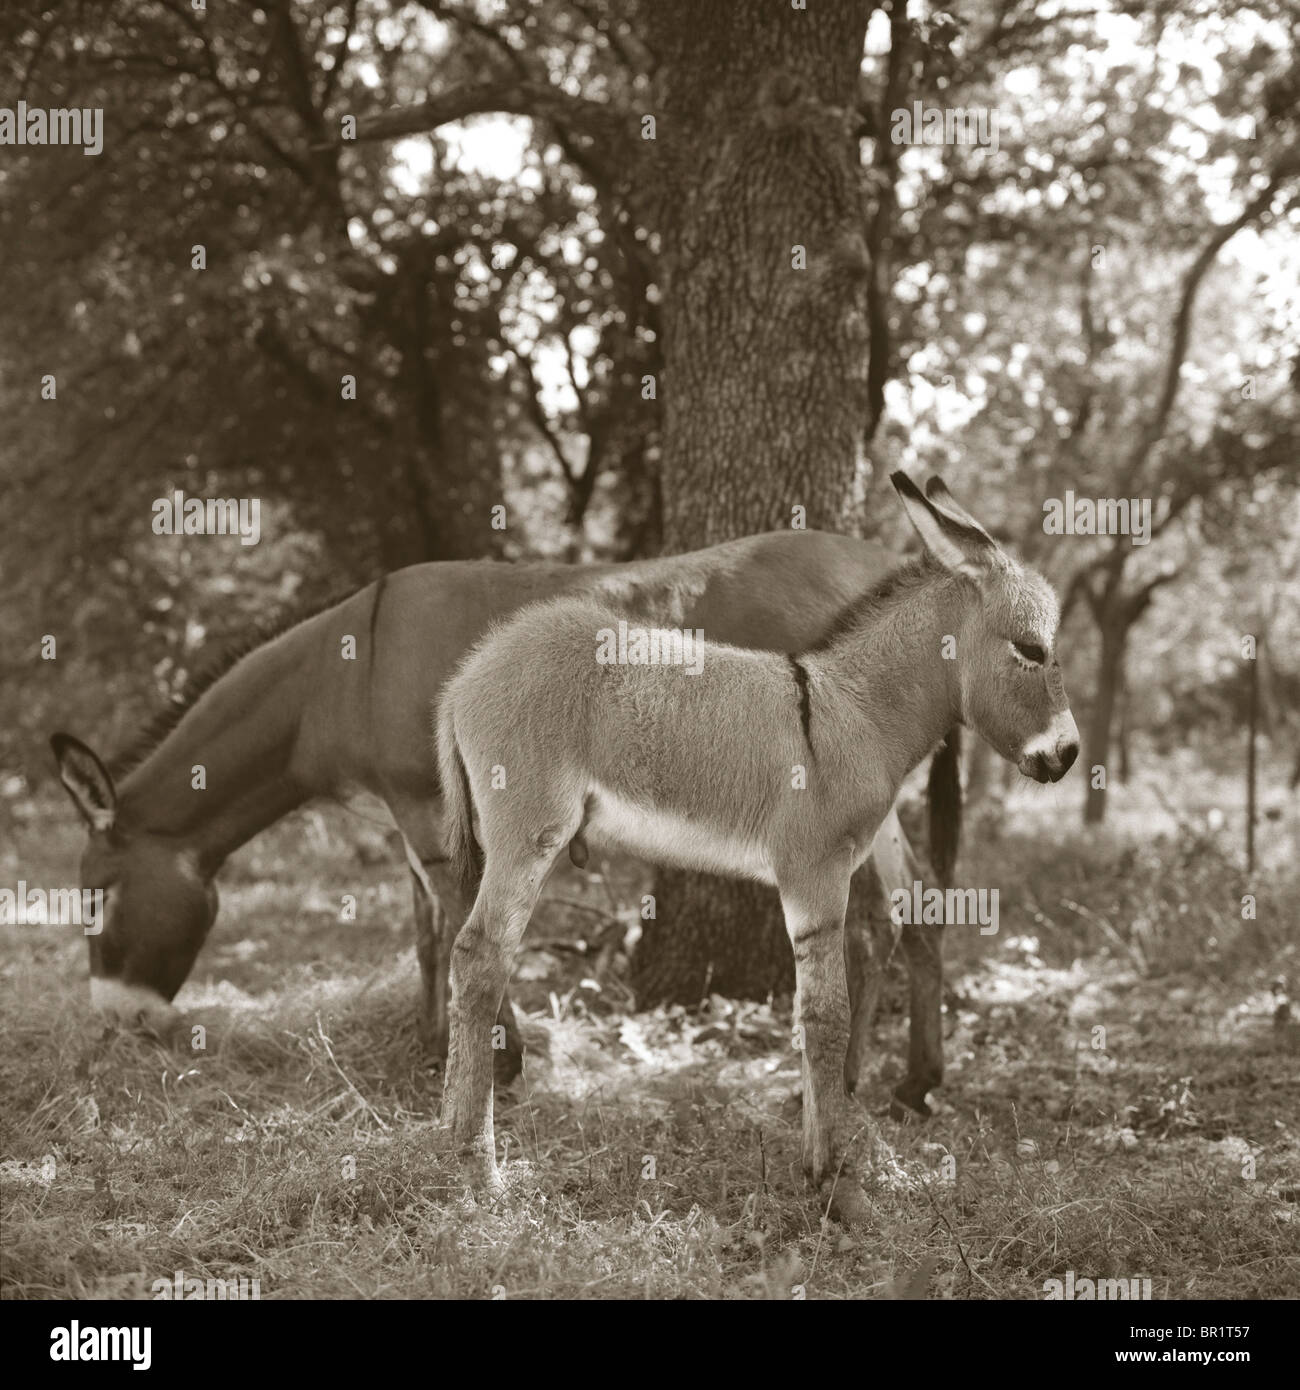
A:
[[437, 473, 1078, 1222]]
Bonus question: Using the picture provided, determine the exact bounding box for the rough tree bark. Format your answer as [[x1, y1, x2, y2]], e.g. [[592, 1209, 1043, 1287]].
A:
[[630, 0, 879, 1004]]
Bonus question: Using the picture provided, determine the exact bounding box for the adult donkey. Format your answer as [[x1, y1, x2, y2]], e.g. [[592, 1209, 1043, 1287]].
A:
[[439, 476, 1078, 1221], [51, 528, 959, 1106]]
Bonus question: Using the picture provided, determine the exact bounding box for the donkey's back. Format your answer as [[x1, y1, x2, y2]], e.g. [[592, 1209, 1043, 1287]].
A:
[[438, 597, 807, 886]]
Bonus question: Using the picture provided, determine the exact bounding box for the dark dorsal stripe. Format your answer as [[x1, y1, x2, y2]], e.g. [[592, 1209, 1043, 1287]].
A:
[[788, 654, 813, 747], [801, 553, 938, 656], [366, 572, 388, 674]]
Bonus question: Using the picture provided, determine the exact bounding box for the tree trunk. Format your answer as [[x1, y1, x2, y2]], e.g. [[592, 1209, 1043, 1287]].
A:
[[1116, 659, 1131, 784], [1084, 618, 1126, 824], [1246, 640, 1258, 874], [631, 0, 876, 1004]]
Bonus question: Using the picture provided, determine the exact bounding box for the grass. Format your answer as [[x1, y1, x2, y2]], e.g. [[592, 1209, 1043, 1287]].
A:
[[1, 763, 1297, 1300]]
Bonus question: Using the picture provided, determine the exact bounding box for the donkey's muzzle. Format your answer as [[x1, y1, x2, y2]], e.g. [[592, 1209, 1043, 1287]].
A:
[[1019, 739, 1078, 784], [90, 977, 182, 1038]]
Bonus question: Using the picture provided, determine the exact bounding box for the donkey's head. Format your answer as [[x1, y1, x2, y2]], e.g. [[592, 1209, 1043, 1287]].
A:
[[50, 733, 217, 1034], [891, 473, 1079, 784]]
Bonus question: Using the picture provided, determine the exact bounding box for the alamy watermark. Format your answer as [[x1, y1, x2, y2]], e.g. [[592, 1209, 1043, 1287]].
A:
[[1043, 1270, 1152, 1300], [0, 882, 102, 934], [596, 621, 705, 676], [152, 1269, 261, 1300], [50, 1323, 150, 1369], [891, 102, 1000, 153], [152, 489, 261, 545], [1, 102, 103, 156], [890, 879, 999, 935], [1043, 491, 1151, 546]]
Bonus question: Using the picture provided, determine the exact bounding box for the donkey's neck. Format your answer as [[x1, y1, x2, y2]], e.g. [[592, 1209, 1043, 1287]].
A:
[[115, 627, 323, 870], [812, 563, 965, 794]]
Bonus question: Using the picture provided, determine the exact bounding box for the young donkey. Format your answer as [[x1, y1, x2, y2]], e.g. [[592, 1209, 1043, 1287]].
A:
[[437, 474, 1078, 1220]]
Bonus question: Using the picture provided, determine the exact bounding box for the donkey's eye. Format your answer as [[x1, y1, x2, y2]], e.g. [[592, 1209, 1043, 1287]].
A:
[[1013, 641, 1046, 665]]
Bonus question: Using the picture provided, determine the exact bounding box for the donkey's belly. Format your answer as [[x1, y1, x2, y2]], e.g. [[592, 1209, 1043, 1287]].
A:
[[584, 785, 774, 884]]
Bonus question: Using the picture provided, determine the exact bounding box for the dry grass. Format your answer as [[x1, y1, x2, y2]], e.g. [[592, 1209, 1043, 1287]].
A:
[[1, 767, 1297, 1300]]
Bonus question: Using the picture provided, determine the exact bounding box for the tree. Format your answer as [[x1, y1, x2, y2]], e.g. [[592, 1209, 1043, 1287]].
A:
[[629, 0, 881, 1002]]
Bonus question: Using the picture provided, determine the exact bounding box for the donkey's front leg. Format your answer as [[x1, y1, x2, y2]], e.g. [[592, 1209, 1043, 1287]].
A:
[[777, 863, 871, 1227], [893, 919, 944, 1118], [443, 853, 551, 1196], [444, 910, 507, 1195]]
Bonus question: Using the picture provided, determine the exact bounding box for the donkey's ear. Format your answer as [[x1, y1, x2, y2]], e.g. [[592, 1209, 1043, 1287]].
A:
[[50, 733, 117, 831], [924, 476, 994, 542], [890, 472, 992, 578]]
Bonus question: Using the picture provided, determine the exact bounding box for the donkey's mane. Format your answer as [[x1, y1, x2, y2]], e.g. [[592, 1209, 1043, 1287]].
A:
[[108, 589, 354, 778], [802, 552, 944, 655]]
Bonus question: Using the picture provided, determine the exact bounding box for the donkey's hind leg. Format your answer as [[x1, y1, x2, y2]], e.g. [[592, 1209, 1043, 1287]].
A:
[[410, 866, 448, 1052], [776, 859, 871, 1227], [393, 805, 526, 1081], [443, 836, 565, 1194], [425, 862, 525, 1087]]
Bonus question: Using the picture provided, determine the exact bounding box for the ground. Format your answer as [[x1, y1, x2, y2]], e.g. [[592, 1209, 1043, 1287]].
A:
[[1, 757, 1296, 1300]]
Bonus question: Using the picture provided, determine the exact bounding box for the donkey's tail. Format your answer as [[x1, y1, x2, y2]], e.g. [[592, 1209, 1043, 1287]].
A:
[[927, 727, 962, 888], [436, 704, 483, 896]]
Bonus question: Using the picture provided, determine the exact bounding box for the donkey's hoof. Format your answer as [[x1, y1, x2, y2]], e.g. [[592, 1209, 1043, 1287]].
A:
[[889, 1084, 932, 1122]]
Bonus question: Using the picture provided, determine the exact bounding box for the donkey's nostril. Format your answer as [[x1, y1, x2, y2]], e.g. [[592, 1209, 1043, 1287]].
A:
[[1056, 742, 1079, 777], [1018, 751, 1051, 783]]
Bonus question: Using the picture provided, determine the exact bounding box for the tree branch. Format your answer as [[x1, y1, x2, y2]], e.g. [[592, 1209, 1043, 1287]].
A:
[[514, 350, 576, 485], [264, 0, 349, 235], [323, 80, 629, 150], [1119, 150, 1300, 493], [862, 2, 908, 441], [1061, 563, 1105, 625], [320, 0, 361, 111], [150, 0, 317, 188], [1121, 567, 1180, 624]]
